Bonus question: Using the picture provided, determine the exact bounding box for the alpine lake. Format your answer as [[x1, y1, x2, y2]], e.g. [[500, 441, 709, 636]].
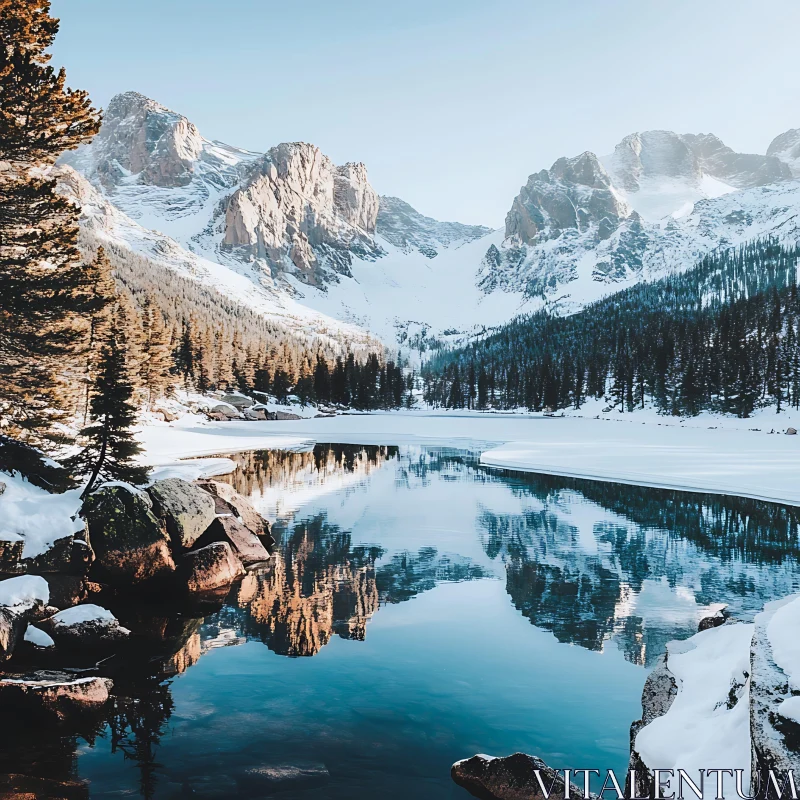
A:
[[4, 443, 800, 799]]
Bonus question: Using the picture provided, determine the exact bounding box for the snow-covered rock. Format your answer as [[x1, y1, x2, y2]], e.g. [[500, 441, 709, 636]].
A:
[[767, 128, 800, 177], [633, 623, 754, 796], [750, 594, 800, 780], [0, 472, 83, 561], [0, 575, 49, 613], [46, 604, 130, 650], [0, 670, 113, 714]]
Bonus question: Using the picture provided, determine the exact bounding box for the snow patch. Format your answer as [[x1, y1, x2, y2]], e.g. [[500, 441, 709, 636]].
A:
[[51, 604, 117, 627], [0, 575, 49, 610], [24, 625, 55, 648]]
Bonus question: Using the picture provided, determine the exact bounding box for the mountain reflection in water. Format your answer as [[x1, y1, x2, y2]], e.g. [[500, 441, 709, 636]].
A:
[[2, 443, 799, 799]]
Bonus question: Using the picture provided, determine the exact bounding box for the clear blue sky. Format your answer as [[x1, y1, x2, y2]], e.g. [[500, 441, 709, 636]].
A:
[[51, 0, 800, 226]]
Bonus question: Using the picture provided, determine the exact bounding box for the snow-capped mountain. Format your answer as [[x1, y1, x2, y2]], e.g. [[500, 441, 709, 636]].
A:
[[62, 91, 504, 353], [484, 129, 800, 310], [56, 164, 381, 353], [62, 90, 800, 353]]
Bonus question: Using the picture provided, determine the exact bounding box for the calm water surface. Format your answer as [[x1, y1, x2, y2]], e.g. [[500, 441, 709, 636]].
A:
[[5, 444, 800, 798]]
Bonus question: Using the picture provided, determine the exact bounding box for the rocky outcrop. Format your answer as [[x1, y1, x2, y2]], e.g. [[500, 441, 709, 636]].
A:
[[484, 127, 800, 306], [0, 671, 113, 715], [221, 142, 382, 286], [451, 753, 588, 800], [43, 604, 130, 651], [0, 607, 25, 662], [767, 128, 800, 177], [376, 196, 492, 257], [681, 133, 791, 189], [698, 606, 728, 631], [197, 517, 270, 566], [625, 654, 678, 799], [182, 542, 245, 595], [147, 478, 217, 550], [59, 91, 247, 192], [196, 480, 273, 543], [750, 595, 800, 784], [82, 485, 176, 586]]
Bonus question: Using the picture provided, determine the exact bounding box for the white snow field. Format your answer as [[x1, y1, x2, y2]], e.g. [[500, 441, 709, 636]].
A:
[[136, 410, 800, 506]]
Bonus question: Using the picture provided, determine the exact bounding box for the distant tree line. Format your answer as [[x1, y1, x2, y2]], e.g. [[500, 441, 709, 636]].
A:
[[423, 239, 800, 418]]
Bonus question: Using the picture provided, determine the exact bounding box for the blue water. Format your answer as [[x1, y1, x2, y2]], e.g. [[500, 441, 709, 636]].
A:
[[5, 444, 800, 798]]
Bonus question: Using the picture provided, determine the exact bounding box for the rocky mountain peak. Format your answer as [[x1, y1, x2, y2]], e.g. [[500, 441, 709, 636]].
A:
[[220, 142, 382, 286], [505, 151, 630, 245], [81, 91, 205, 189], [549, 151, 617, 190], [608, 130, 701, 194], [767, 128, 800, 177]]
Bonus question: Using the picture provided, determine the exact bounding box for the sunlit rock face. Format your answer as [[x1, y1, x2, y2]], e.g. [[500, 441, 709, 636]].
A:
[[67, 91, 205, 189], [221, 142, 382, 285]]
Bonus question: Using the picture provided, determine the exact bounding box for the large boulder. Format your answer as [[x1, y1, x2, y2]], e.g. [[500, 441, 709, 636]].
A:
[[198, 516, 270, 566], [451, 753, 588, 800], [196, 480, 273, 543], [148, 478, 216, 550], [0, 607, 25, 662], [82, 485, 175, 586], [44, 575, 88, 610], [0, 670, 112, 716], [182, 542, 244, 595], [220, 393, 254, 409], [44, 604, 130, 651]]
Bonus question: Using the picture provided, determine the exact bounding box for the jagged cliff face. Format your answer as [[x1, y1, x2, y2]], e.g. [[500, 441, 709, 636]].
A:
[[483, 127, 800, 307], [505, 152, 631, 245], [61, 91, 484, 295], [84, 91, 204, 188], [221, 143, 382, 286]]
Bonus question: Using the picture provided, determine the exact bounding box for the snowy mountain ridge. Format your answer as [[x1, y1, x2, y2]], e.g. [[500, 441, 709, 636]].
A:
[[486, 128, 800, 311], [61, 90, 800, 353]]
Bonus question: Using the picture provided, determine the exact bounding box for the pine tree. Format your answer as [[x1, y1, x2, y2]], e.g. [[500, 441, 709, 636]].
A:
[[0, 0, 100, 453], [140, 294, 173, 409], [67, 308, 149, 498], [80, 247, 116, 422]]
